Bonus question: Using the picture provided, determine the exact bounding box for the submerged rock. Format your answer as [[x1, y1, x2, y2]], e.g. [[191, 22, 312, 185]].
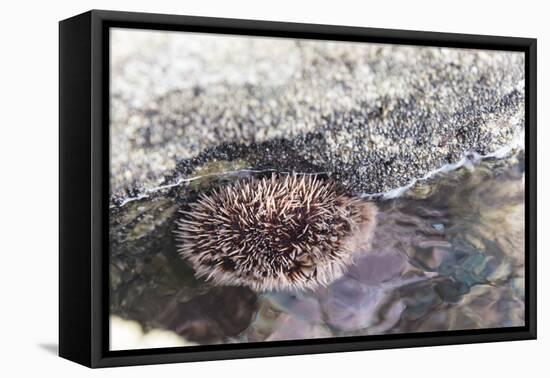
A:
[[158, 286, 258, 343]]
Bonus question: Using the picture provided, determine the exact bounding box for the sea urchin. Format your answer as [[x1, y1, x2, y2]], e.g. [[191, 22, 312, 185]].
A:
[[175, 174, 377, 291]]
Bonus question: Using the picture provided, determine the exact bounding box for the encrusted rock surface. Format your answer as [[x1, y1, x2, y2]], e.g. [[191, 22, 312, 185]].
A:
[[110, 30, 524, 200]]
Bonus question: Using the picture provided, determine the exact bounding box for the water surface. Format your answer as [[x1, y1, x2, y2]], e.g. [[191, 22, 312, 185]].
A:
[[109, 151, 525, 345]]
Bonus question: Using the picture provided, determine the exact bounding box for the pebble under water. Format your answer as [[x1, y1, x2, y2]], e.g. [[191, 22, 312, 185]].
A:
[[109, 151, 524, 347]]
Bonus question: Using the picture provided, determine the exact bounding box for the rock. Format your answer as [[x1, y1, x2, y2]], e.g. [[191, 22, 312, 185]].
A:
[[158, 286, 258, 343], [110, 316, 196, 350], [110, 30, 524, 198], [266, 315, 332, 342], [319, 278, 386, 332]]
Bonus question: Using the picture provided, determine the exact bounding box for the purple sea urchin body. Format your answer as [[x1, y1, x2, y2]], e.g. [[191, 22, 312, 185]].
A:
[[175, 174, 377, 291]]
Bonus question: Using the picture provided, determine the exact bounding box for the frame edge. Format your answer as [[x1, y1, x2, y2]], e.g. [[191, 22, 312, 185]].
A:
[[59, 11, 94, 368]]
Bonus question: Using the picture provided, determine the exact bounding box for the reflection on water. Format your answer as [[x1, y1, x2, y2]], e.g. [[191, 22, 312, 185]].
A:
[[109, 152, 525, 347]]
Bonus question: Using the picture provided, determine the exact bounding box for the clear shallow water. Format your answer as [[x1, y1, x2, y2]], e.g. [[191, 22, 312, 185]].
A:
[[109, 151, 525, 346]]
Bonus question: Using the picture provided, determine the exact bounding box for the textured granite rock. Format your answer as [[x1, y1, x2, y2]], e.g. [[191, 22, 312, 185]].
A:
[[110, 30, 524, 200]]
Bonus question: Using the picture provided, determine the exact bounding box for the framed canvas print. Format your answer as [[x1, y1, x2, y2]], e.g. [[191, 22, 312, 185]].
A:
[[59, 10, 537, 368]]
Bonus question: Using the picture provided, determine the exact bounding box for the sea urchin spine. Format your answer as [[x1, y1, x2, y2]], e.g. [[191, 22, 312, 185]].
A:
[[175, 174, 377, 291]]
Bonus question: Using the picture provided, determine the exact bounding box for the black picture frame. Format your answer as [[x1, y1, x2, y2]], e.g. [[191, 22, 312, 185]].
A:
[[59, 9, 537, 368]]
